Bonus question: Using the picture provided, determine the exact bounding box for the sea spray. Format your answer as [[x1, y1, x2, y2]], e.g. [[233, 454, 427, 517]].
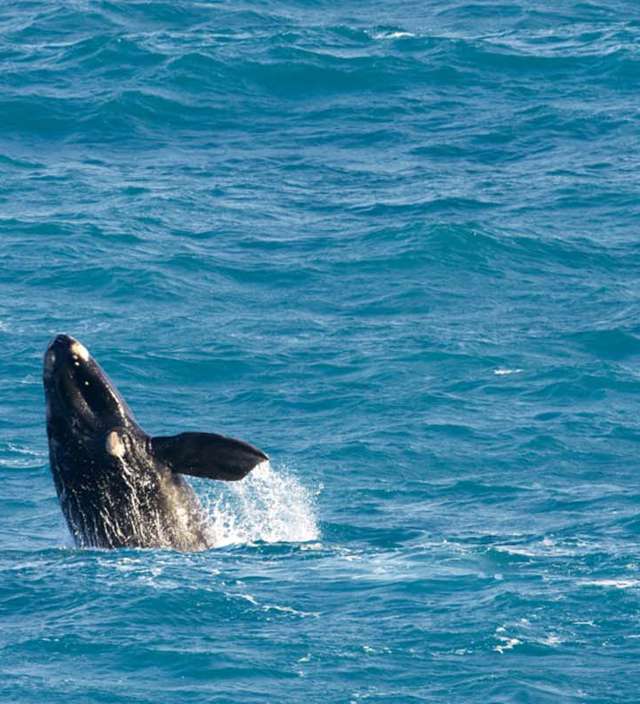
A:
[[202, 462, 319, 547]]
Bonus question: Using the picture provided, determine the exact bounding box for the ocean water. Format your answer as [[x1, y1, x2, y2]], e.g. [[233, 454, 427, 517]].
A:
[[1, 1, 640, 701]]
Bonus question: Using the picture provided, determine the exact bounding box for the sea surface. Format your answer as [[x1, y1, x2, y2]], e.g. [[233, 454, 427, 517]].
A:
[[1, 1, 640, 702]]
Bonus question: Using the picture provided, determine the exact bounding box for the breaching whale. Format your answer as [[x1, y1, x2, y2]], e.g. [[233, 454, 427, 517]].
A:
[[43, 334, 268, 550]]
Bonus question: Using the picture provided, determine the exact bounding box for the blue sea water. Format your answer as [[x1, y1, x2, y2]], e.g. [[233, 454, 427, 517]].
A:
[[1, 0, 640, 701]]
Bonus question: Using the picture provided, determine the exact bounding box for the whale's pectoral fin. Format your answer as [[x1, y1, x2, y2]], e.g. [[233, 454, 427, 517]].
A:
[[151, 432, 268, 481]]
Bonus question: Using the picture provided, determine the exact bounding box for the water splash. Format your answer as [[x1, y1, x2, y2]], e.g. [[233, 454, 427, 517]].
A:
[[202, 462, 319, 547]]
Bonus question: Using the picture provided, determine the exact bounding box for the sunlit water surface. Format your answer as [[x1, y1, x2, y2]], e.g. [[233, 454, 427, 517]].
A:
[[1, 1, 640, 702]]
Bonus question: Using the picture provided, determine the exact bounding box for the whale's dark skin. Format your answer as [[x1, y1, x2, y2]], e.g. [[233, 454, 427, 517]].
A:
[[43, 334, 268, 551]]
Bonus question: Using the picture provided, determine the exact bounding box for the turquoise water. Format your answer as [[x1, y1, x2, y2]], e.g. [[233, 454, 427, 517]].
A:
[[2, 1, 640, 701]]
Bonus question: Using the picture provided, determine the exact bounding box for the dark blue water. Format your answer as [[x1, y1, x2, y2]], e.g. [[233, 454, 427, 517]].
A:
[[2, 2, 640, 701]]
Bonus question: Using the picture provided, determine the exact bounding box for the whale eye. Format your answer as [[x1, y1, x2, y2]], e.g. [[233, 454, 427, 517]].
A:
[[105, 430, 126, 459]]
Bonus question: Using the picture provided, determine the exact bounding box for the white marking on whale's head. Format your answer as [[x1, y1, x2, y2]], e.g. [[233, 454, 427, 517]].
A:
[[106, 431, 126, 459], [44, 350, 56, 375], [70, 340, 90, 362]]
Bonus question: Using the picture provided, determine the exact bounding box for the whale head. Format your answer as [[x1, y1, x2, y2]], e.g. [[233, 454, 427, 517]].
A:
[[42, 334, 156, 546], [44, 333, 134, 439]]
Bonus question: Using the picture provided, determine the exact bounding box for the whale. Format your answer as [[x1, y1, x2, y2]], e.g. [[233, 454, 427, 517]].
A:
[[43, 334, 268, 550]]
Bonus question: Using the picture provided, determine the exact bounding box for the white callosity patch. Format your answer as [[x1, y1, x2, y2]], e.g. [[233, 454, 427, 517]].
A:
[[70, 340, 90, 362], [202, 461, 319, 547], [105, 430, 126, 459]]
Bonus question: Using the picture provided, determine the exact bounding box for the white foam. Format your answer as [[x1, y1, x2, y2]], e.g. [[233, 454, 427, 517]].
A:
[[202, 461, 319, 547], [230, 591, 319, 618], [372, 31, 415, 40], [493, 368, 523, 376], [494, 637, 521, 654], [583, 579, 640, 589], [541, 633, 562, 647], [494, 627, 521, 653]]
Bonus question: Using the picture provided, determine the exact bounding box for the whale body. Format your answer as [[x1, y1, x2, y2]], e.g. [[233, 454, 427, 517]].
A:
[[43, 334, 267, 550]]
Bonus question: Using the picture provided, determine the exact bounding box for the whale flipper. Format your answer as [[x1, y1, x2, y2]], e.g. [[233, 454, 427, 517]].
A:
[[152, 432, 269, 482]]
